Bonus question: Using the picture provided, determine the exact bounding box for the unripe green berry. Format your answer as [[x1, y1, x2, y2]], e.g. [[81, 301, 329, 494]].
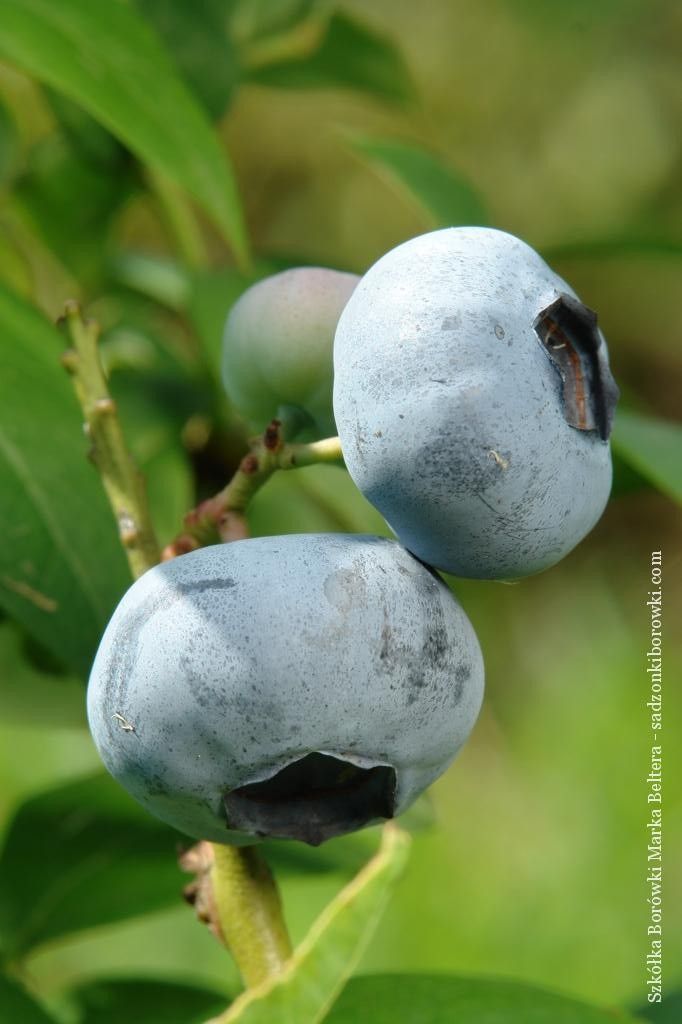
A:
[[223, 267, 358, 436]]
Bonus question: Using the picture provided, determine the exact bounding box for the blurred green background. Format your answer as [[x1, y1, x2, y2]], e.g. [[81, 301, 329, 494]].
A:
[[0, 0, 680, 1021]]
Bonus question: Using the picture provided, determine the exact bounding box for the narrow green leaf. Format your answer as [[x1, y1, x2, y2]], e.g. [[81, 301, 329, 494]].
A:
[[0, 976, 57, 1024], [134, 0, 239, 119], [0, 285, 131, 676], [232, 0, 315, 43], [0, 773, 186, 956], [611, 410, 682, 505], [248, 13, 414, 105], [348, 135, 488, 227], [219, 825, 410, 1023], [326, 974, 644, 1024], [74, 978, 226, 1024], [109, 252, 192, 311], [0, 0, 249, 267]]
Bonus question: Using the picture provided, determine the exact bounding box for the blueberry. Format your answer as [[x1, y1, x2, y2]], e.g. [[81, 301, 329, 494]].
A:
[[223, 267, 358, 437], [333, 227, 619, 579], [87, 535, 483, 846]]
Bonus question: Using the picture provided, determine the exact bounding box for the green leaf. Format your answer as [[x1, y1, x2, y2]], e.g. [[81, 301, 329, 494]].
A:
[[15, 136, 136, 287], [0, 232, 31, 296], [248, 12, 414, 105], [0, 976, 57, 1024], [0, 773, 187, 957], [106, 364, 198, 547], [0, 0, 249, 267], [73, 978, 226, 1024], [326, 974, 643, 1024], [189, 268, 256, 379], [109, 252, 192, 312], [543, 237, 682, 262], [610, 450, 651, 498], [142, 445, 193, 547], [42, 87, 128, 168], [0, 285, 131, 677], [219, 825, 410, 1023], [635, 987, 682, 1022], [94, 302, 206, 546], [611, 410, 682, 505], [232, 0, 315, 42], [134, 0, 239, 119], [0, 93, 20, 185], [0, 618, 85, 728], [348, 135, 488, 227]]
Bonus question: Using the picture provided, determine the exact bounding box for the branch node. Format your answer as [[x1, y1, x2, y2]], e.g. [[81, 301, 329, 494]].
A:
[[118, 511, 140, 546], [60, 302, 160, 580], [218, 511, 250, 543], [93, 397, 117, 416], [240, 453, 259, 475], [263, 418, 283, 452], [163, 429, 342, 561], [161, 535, 200, 561], [60, 348, 78, 373]]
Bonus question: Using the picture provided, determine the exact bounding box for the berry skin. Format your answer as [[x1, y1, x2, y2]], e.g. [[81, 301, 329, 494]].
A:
[[222, 267, 359, 437], [87, 535, 483, 846], [333, 227, 619, 579]]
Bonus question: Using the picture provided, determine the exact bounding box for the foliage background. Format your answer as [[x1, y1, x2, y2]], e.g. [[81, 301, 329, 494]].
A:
[[0, 0, 680, 1021]]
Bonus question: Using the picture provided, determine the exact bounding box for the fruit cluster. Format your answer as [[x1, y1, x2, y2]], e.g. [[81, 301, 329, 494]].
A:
[[88, 228, 618, 846]]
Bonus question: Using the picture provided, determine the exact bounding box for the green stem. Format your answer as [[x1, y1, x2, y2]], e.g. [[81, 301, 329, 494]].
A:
[[60, 322, 306, 990], [211, 845, 293, 988], [60, 301, 160, 579], [163, 420, 343, 557], [280, 435, 344, 469], [216, 433, 342, 514]]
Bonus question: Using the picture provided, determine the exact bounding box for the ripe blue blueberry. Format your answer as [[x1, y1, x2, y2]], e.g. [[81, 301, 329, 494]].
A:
[[87, 534, 484, 845], [333, 227, 619, 579], [222, 267, 358, 437]]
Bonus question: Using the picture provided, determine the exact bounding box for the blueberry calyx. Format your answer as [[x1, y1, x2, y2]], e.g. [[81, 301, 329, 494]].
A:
[[224, 752, 397, 846], [534, 293, 619, 441]]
